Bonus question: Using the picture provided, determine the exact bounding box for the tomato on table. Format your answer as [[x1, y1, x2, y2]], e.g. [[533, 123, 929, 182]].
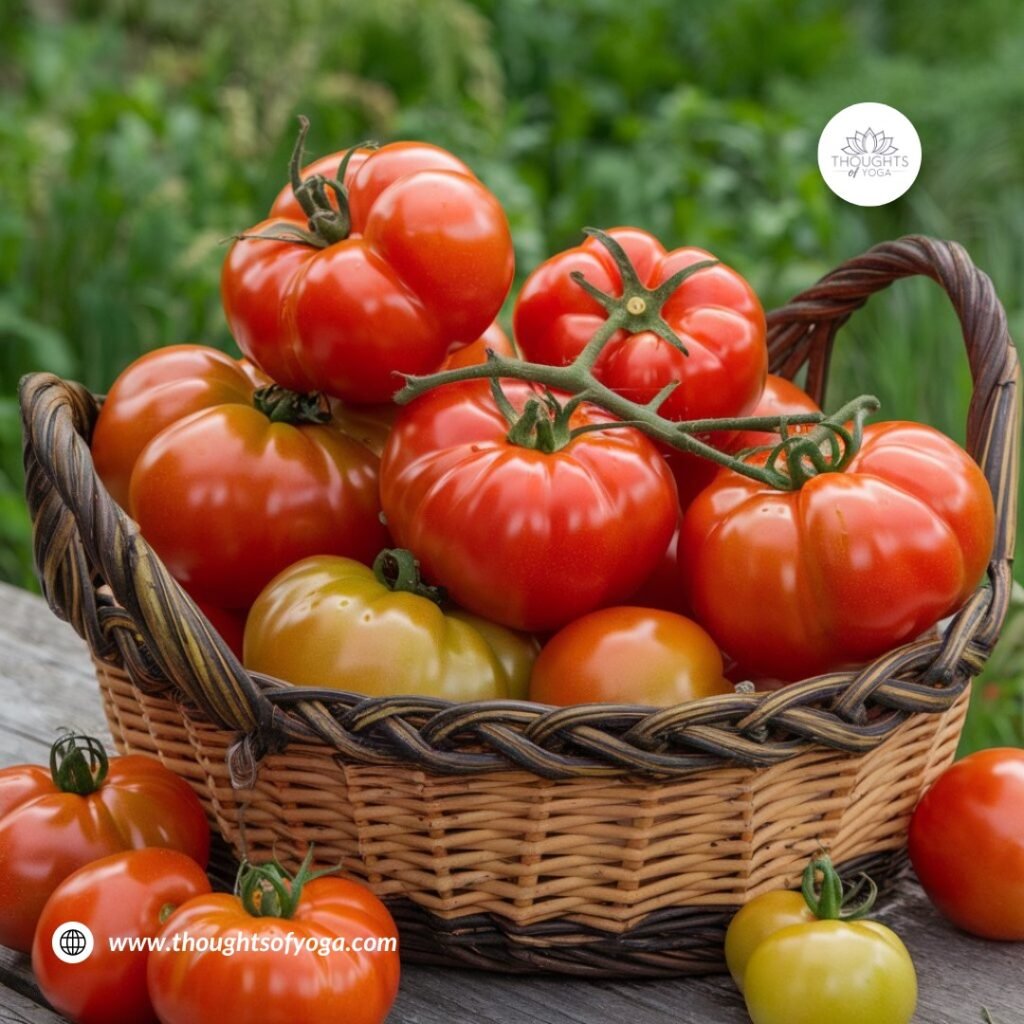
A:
[[529, 606, 732, 706], [223, 122, 514, 403], [909, 747, 1024, 940], [680, 420, 995, 681], [148, 852, 400, 1024], [32, 849, 211, 1024], [244, 550, 534, 701], [0, 734, 209, 951], [380, 378, 678, 632]]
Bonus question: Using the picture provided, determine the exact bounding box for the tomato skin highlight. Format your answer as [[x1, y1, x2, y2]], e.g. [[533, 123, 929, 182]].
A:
[[909, 747, 1024, 940], [244, 555, 523, 701], [0, 749, 209, 952], [129, 402, 387, 610], [379, 379, 679, 632], [743, 919, 917, 1024], [32, 849, 211, 1024], [529, 606, 731, 706], [225, 142, 514, 403], [147, 878, 400, 1024], [680, 421, 995, 681]]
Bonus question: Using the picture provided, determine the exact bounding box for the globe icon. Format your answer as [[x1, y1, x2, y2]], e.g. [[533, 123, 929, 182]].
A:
[[59, 927, 88, 958]]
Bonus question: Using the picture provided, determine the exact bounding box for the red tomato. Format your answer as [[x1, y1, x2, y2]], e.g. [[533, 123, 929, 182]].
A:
[[0, 734, 209, 952], [91, 345, 259, 509], [513, 226, 767, 424], [529, 606, 732, 706], [680, 421, 995, 681], [32, 849, 211, 1024], [147, 856, 400, 1024], [909, 747, 1024, 939], [726, 373, 821, 452], [628, 526, 690, 615], [380, 379, 678, 632], [224, 139, 514, 403], [129, 388, 387, 610], [441, 321, 516, 371]]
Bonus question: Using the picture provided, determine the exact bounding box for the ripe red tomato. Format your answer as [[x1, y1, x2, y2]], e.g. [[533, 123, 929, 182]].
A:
[[513, 226, 766, 424], [441, 321, 516, 370], [147, 856, 400, 1024], [0, 734, 209, 952], [680, 421, 995, 681], [529, 606, 732, 706], [91, 345, 263, 509], [380, 379, 678, 632], [909, 747, 1024, 939], [224, 139, 514, 403], [627, 526, 689, 615], [129, 386, 387, 610], [32, 849, 211, 1024]]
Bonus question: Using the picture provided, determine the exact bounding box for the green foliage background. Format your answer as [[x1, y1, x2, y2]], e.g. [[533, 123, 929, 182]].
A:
[[1, 0, 1021, 745]]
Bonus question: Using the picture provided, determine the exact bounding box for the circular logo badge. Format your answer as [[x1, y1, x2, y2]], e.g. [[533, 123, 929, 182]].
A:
[[817, 102, 921, 207], [51, 921, 95, 964]]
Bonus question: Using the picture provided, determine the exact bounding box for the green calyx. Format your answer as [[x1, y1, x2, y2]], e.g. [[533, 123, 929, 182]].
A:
[[801, 854, 878, 921], [253, 384, 331, 425], [373, 548, 447, 606], [395, 225, 880, 490], [49, 732, 109, 795], [236, 847, 338, 920]]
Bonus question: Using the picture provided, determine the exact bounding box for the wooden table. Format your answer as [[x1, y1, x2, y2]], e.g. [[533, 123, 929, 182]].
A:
[[0, 580, 1019, 1023]]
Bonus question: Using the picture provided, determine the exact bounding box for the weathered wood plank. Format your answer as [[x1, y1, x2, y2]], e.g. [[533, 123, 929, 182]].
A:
[[0, 580, 1020, 1024]]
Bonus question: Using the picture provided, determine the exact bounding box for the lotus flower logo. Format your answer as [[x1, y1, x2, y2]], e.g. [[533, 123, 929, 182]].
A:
[[842, 128, 898, 157]]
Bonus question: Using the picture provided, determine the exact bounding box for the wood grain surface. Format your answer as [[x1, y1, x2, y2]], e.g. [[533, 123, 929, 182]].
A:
[[0, 581, 1019, 1024]]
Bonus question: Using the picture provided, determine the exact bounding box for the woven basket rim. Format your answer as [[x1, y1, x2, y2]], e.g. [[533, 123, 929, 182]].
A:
[[20, 234, 1021, 780]]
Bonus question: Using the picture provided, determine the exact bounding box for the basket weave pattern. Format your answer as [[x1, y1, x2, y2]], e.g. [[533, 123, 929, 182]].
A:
[[21, 236, 1021, 976]]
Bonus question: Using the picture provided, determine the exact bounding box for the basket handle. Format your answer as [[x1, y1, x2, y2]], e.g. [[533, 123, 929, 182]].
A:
[[19, 373, 272, 737], [767, 235, 1020, 585]]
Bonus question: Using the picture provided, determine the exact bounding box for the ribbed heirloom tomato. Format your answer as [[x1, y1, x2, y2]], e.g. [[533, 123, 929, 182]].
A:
[[380, 378, 678, 632], [0, 734, 209, 952], [680, 420, 995, 681], [222, 121, 514, 403]]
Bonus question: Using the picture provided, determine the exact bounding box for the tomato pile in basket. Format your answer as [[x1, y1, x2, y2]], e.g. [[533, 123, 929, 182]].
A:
[[91, 120, 995, 703]]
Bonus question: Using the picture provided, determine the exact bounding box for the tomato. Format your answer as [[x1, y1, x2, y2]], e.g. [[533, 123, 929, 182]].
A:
[[147, 853, 400, 1024], [627, 527, 689, 615], [448, 608, 539, 701], [513, 226, 766, 424], [529, 606, 731, 706], [224, 130, 514, 403], [380, 378, 678, 632], [0, 734, 209, 952], [129, 385, 388, 610], [909, 747, 1024, 940], [91, 345, 261, 509], [680, 421, 995, 681], [32, 849, 211, 1024], [728, 856, 916, 1024], [441, 321, 517, 371], [726, 373, 821, 453], [244, 551, 527, 700], [744, 920, 917, 1024], [724, 890, 815, 989]]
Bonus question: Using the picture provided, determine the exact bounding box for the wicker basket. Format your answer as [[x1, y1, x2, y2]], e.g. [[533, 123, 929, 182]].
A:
[[20, 236, 1020, 977]]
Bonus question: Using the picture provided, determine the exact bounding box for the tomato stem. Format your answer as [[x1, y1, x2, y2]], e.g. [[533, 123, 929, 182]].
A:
[[49, 732, 109, 795], [253, 384, 331, 425], [373, 549, 447, 606], [395, 227, 880, 489], [801, 855, 878, 921], [236, 847, 340, 919]]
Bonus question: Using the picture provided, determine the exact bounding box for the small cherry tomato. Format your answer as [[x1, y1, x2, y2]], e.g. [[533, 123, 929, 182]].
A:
[[32, 849, 211, 1024], [909, 747, 1024, 940], [529, 606, 732, 707], [0, 734, 209, 951]]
